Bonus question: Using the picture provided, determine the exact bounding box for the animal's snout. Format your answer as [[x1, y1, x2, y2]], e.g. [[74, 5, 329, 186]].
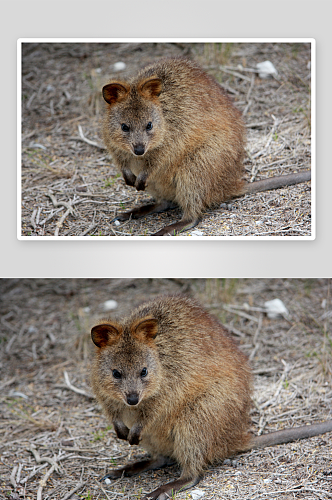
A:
[[126, 393, 139, 406], [133, 144, 145, 156]]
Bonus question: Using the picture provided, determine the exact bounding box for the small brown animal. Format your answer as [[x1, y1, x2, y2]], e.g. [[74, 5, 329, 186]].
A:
[[102, 57, 311, 236], [91, 295, 331, 500]]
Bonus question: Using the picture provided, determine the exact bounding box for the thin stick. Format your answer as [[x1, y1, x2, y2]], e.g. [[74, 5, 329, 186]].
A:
[[81, 223, 98, 236], [27, 445, 60, 500], [63, 371, 94, 399], [10, 465, 18, 488], [28, 445, 59, 470], [55, 208, 71, 236], [61, 480, 87, 500], [20, 463, 48, 484], [30, 209, 37, 231], [37, 463, 57, 500], [77, 125, 105, 149], [46, 192, 74, 214], [0, 376, 16, 391], [218, 65, 253, 82]]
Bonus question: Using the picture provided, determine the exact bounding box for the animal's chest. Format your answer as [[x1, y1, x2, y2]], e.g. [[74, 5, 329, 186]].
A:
[[128, 157, 145, 176], [121, 408, 139, 429]]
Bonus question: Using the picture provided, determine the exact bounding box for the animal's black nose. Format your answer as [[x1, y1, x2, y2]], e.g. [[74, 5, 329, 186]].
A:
[[127, 393, 139, 405], [134, 144, 145, 156]]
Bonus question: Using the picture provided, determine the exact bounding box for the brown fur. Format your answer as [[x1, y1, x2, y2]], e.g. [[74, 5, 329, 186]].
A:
[[91, 296, 251, 486], [102, 57, 310, 236], [91, 295, 332, 500], [102, 57, 246, 235]]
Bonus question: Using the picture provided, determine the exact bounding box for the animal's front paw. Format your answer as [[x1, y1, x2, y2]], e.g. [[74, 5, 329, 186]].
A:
[[113, 419, 130, 440], [135, 172, 148, 191], [127, 425, 142, 445], [122, 169, 136, 187]]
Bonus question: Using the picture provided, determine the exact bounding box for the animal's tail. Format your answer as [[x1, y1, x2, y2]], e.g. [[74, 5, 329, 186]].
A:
[[242, 420, 332, 451], [245, 170, 311, 194]]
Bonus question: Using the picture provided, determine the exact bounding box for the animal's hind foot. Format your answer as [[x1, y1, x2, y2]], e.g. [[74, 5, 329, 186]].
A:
[[102, 456, 173, 482], [112, 201, 177, 224], [152, 218, 200, 236], [141, 475, 201, 500]]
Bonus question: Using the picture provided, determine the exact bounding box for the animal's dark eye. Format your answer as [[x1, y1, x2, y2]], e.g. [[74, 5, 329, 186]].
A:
[[146, 122, 153, 131], [112, 369, 122, 379], [141, 367, 148, 378], [121, 123, 130, 132]]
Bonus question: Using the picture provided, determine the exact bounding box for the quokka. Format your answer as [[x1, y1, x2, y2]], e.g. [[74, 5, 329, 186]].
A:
[[102, 57, 310, 236], [91, 295, 331, 500]]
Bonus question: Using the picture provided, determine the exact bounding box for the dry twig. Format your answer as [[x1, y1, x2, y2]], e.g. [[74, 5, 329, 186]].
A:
[[63, 371, 94, 399]]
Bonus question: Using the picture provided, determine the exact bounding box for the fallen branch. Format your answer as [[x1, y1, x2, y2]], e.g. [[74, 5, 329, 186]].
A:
[[10, 465, 18, 488], [30, 209, 37, 231], [63, 371, 94, 399], [81, 223, 98, 236], [28, 445, 60, 500], [77, 125, 105, 149], [37, 463, 57, 500], [28, 445, 59, 470], [55, 208, 71, 236], [0, 376, 16, 391], [46, 192, 74, 214], [61, 480, 87, 500]]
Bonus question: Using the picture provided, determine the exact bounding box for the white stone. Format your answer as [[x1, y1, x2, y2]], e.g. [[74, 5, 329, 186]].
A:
[[191, 489, 205, 500], [102, 300, 118, 311], [104, 478, 112, 485], [256, 61, 278, 79], [191, 230, 204, 236], [264, 298, 289, 319], [113, 62, 126, 72], [114, 220, 121, 226]]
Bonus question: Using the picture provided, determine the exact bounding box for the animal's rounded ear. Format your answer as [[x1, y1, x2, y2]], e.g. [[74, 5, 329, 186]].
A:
[[139, 77, 162, 99], [91, 324, 121, 348], [102, 83, 130, 105], [133, 318, 158, 341]]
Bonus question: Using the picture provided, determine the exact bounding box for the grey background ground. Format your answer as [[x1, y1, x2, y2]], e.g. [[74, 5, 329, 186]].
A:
[[21, 42, 312, 237], [1, 278, 331, 499]]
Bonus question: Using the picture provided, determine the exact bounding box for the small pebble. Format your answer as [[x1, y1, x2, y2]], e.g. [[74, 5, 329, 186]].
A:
[[113, 61, 126, 72], [256, 61, 278, 79], [114, 220, 121, 226], [191, 489, 205, 500], [102, 300, 118, 311], [264, 298, 289, 319], [104, 478, 111, 485]]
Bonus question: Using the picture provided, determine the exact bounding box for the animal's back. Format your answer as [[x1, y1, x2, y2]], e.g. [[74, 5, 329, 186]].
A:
[[135, 58, 246, 207]]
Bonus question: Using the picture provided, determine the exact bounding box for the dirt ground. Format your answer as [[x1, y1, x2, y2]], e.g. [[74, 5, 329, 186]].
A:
[[0, 278, 331, 500], [21, 42, 312, 237]]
